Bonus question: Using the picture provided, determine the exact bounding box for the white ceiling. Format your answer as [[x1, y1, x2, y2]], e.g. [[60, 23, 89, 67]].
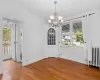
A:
[[19, 0, 100, 20]]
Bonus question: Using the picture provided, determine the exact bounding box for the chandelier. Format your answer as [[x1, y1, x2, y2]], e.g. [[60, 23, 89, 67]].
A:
[[48, 1, 63, 27]]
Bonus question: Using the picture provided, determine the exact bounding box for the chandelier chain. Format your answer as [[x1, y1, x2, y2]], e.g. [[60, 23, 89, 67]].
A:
[[54, 1, 57, 15]]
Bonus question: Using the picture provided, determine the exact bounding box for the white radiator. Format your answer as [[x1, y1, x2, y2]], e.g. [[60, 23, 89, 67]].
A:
[[89, 47, 100, 68]]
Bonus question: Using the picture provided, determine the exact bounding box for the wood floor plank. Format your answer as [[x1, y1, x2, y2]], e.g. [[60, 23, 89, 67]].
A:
[[2, 60, 22, 80], [1, 58, 100, 80], [0, 74, 2, 80]]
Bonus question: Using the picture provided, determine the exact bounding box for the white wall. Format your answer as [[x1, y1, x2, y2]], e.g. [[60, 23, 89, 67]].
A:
[[59, 9, 100, 64], [60, 46, 84, 63], [89, 10, 100, 47], [44, 9, 100, 64], [22, 11, 45, 66], [0, 0, 45, 66], [44, 25, 85, 64]]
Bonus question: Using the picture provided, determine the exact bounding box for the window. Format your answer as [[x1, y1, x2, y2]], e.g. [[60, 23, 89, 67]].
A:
[[61, 20, 84, 46], [61, 23, 71, 45], [47, 28, 56, 45], [72, 21, 84, 46]]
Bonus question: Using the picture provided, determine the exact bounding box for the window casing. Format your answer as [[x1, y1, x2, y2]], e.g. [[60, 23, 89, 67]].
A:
[[61, 23, 71, 45], [61, 20, 84, 46]]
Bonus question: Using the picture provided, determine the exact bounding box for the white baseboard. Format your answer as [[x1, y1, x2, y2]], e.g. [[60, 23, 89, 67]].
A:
[[22, 56, 86, 66], [22, 57, 44, 66], [60, 56, 85, 64]]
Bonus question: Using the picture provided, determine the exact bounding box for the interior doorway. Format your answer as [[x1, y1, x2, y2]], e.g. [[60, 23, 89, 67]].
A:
[[2, 20, 23, 63], [45, 27, 61, 58], [0, 18, 23, 79], [3, 27, 12, 60], [2, 19, 23, 79]]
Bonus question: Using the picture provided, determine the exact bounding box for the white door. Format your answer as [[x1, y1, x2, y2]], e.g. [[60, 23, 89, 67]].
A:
[[11, 24, 22, 62], [45, 27, 60, 58], [20, 28, 23, 62], [16, 24, 22, 62]]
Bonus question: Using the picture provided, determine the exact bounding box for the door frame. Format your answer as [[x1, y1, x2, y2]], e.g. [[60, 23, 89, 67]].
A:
[[0, 18, 3, 74], [2, 19, 23, 62], [11, 23, 23, 62]]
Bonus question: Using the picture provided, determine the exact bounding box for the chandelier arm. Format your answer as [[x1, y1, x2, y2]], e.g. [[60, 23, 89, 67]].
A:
[[58, 21, 62, 27]]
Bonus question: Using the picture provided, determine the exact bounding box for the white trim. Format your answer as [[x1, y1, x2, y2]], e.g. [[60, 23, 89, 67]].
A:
[[60, 45, 84, 48], [60, 56, 86, 64], [22, 57, 44, 66], [0, 18, 3, 74], [64, 9, 98, 21]]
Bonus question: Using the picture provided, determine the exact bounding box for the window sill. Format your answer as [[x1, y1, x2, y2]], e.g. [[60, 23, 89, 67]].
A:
[[60, 45, 84, 48]]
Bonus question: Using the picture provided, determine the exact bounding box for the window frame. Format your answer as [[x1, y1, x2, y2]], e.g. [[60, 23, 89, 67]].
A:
[[61, 18, 84, 47], [61, 21, 71, 46]]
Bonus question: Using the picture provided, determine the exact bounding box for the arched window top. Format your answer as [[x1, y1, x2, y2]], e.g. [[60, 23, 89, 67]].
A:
[[48, 28, 55, 34], [47, 28, 56, 45]]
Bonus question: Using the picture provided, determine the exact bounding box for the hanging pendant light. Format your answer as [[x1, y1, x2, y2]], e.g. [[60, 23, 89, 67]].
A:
[[48, 1, 63, 27]]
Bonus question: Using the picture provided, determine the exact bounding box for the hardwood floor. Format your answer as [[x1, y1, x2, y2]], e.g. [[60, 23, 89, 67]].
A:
[[1, 60, 22, 80], [0, 74, 2, 80], [1, 58, 100, 80]]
